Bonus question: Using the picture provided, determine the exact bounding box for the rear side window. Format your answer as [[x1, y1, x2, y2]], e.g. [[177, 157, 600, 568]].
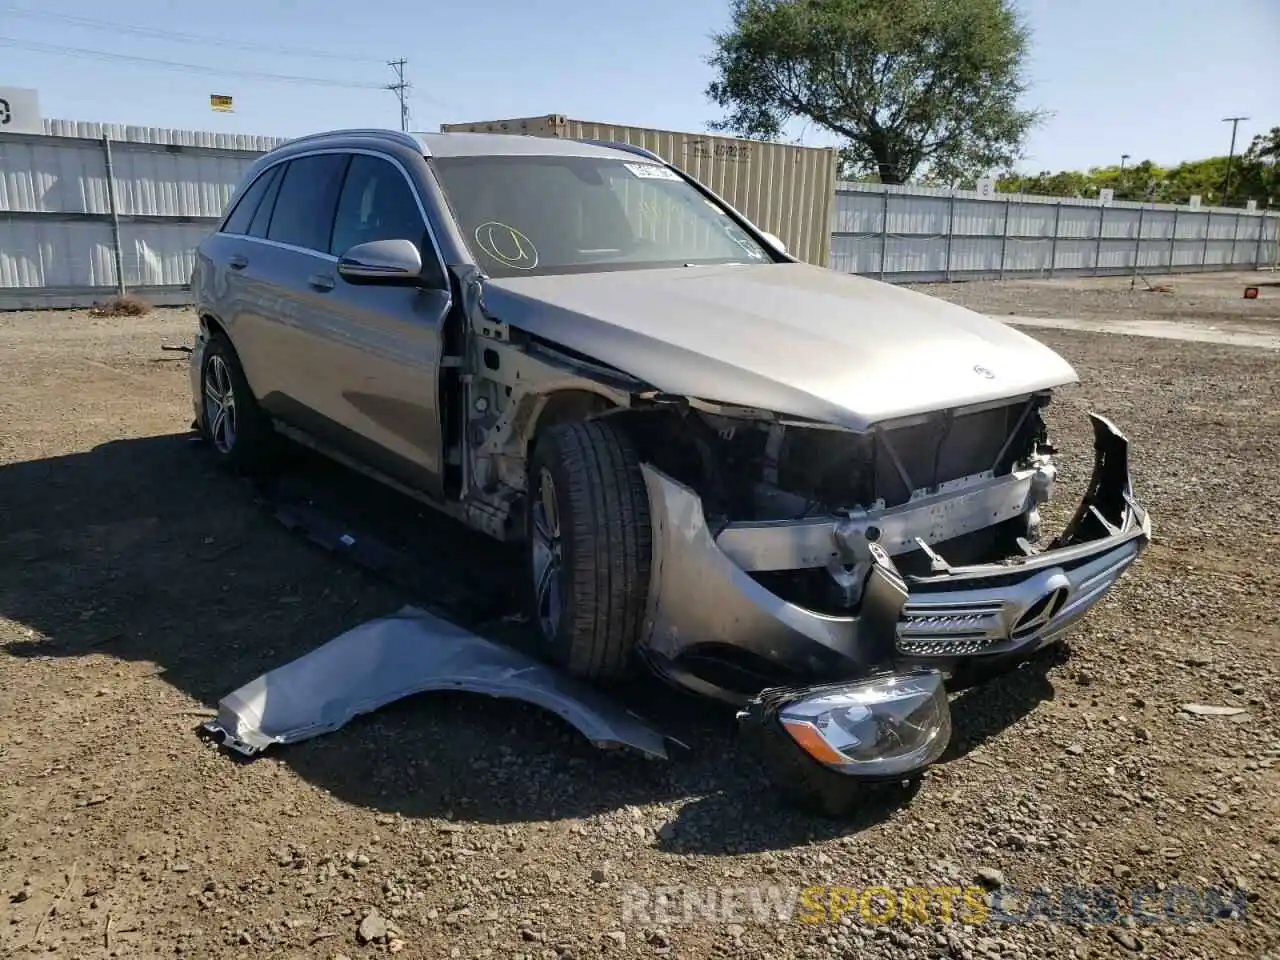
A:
[[220, 166, 277, 235], [266, 153, 350, 252], [247, 165, 284, 238]]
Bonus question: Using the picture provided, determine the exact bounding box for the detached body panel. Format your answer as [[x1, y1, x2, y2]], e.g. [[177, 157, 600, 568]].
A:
[[202, 605, 669, 760]]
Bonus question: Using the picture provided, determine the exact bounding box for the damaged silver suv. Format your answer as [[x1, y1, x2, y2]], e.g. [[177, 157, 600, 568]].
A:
[[190, 128, 1149, 808]]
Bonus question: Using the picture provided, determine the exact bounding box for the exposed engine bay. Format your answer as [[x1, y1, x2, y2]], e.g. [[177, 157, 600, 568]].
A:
[[618, 391, 1056, 617], [693, 394, 1048, 519], [460, 325, 1058, 613]]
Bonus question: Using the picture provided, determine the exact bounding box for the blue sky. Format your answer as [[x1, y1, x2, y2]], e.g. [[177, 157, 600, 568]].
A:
[[1, 0, 1276, 172]]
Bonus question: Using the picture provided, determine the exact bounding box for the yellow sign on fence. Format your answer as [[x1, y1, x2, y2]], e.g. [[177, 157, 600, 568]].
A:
[[210, 94, 234, 113]]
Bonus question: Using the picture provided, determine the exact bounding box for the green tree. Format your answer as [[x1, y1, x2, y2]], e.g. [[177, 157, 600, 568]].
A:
[[1246, 127, 1280, 166], [705, 0, 1045, 184], [1166, 157, 1230, 204], [1244, 127, 1280, 203], [991, 135, 1277, 207], [996, 169, 1094, 197]]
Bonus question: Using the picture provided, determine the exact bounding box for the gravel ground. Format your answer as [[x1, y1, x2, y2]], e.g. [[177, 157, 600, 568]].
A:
[[1, 275, 1278, 960], [904, 269, 1280, 334]]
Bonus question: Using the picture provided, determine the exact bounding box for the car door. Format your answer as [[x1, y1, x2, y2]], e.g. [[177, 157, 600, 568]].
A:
[[300, 151, 453, 500], [233, 152, 351, 429], [196, 162, 284, 396]]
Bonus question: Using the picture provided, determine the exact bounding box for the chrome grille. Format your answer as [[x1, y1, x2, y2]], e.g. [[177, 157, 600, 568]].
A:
[[897, 601, 1006, 656], [895, 545, 1139, 658]]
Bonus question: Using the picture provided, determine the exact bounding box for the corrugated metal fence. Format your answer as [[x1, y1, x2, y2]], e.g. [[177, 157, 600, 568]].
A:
[[2, 120, 1277, 309], [0, 120, 283, 309], [832, 181, 1279, 282]]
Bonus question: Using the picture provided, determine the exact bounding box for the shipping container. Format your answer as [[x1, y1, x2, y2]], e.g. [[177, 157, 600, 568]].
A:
[[438, 114, 837, 267]]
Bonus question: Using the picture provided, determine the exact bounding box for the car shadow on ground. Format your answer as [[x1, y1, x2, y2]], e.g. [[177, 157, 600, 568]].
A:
[[1, 432, 1061, 848], [942, 643, 1069, 762]]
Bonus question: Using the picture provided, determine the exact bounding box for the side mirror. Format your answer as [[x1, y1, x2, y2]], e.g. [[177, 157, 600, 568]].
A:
[[759, 231, 786, 254], [337, 238, 424, 284]]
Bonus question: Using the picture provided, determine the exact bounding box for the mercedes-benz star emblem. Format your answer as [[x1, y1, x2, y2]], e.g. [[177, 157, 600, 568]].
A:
[[1011, 586, 1070, 639]]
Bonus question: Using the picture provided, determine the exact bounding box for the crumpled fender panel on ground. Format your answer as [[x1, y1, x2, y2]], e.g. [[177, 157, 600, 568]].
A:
[[201, 605, 671, 760]]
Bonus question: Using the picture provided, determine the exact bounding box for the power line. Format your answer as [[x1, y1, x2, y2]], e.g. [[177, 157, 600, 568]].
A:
[[0, 5, 385, 62], [0, 37, 388, 89]]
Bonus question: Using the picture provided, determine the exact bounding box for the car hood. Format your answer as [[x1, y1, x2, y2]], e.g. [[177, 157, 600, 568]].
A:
[[482, 262, 1078, 430]]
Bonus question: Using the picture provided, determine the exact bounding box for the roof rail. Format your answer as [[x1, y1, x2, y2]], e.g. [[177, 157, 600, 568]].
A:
[[576, 139, 665, 164], [279, 128, 424, 152]]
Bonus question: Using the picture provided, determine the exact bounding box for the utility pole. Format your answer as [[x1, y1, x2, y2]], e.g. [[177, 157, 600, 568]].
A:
[[386, 59, 410, 132], [1222, 115, 1249, 207]]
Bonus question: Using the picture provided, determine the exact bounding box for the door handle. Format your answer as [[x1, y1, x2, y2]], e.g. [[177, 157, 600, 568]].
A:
[[308, 273, 335, 292], [228, 255, 248, 270]]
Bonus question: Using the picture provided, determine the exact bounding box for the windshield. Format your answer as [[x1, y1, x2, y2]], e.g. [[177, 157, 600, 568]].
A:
[[431, 154, 773, 278]]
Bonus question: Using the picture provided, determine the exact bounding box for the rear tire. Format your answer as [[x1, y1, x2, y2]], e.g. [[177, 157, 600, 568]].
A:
[[526, 420, 652, 683], [200, 332, 278, 475]]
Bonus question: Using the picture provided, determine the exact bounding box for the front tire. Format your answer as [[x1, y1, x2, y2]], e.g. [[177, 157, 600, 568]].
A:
[[200, 333, 277, 474], [526, 420, 652, 683]]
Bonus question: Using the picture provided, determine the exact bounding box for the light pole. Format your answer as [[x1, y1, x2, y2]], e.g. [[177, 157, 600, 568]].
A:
[[1222, 116, 1249, 206], [1120, 153, 1129, 173]]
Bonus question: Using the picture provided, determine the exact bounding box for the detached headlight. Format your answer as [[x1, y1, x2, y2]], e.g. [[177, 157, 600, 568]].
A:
[[774, 670, 951, 778]]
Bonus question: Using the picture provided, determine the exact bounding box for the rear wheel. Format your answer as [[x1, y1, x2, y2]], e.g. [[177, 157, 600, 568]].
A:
[[526, 420, 652, 683], [200, 333, 277, 474]]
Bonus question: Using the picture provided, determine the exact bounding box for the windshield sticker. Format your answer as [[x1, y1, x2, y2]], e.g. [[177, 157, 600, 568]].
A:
[[734, 236, 766, 259], [474, 221, 538, 271], [623, 162, 682, 182]]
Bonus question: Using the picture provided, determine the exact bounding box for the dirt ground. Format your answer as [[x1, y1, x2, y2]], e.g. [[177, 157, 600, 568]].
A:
[[904, 269, 1280, 337], [1, 273, 1278, 960]]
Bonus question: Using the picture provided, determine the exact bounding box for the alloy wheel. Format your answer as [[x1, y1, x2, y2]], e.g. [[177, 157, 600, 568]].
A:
[[203, 354, 238, 454], [530, 467, 564, 640]]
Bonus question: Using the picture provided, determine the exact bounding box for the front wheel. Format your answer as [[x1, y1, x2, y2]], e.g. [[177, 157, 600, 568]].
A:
[[526, 420, 652, 683]]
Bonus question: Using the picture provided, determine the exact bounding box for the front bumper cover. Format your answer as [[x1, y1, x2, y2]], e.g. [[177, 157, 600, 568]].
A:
[[638, 413, 1150, 706]]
